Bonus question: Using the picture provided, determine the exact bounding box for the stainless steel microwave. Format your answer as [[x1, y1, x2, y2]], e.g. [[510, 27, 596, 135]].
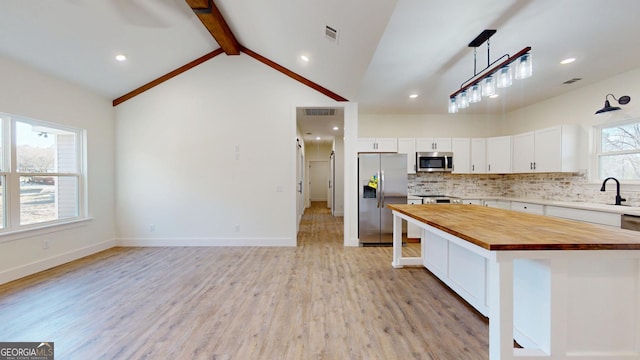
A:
[[416, 152, 453, 172]]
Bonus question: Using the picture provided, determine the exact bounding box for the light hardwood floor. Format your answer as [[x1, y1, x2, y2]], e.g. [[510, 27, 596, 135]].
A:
[[0, 202, 488, 359]]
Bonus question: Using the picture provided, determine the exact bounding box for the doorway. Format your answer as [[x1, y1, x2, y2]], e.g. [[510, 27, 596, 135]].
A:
[[294, 103, 357, 247]]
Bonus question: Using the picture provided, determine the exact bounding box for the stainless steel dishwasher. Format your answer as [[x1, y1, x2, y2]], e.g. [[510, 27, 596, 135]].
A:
[[621, 214, 640, 231]]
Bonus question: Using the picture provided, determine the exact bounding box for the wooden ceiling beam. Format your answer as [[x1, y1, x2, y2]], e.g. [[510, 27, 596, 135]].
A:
[[185, 0, 240, 55], [241, 46, 348, 102], [184, 0, 209, 9], [112, 49, 224, 106]]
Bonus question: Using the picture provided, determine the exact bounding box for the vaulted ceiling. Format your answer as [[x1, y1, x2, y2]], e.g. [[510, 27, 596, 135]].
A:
[[2, 0, 640, 118]]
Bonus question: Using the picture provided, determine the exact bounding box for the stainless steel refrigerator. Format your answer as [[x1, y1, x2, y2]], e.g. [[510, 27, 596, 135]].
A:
[[358, 153, 407, 245]]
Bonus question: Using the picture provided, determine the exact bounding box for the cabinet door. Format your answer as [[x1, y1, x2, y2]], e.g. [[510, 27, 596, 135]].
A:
[[415, 138, 435, 152], [375, 138, 398, 152], [510, 201, 544, 215], [433, 138, 452, 152], [470, 138, 486, 173], [451, 138, 470, 173], [357, 138, 377, 152], [512, 131, 535, 173], [483, 200, 510, 209], [397, 138, 416, 174], [486, 136, 512, 173], [534, 127, 562, 172], [416, 138, 452, 152]]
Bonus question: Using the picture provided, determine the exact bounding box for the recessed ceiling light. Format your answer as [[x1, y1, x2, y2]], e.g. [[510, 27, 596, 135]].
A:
[[115, 54, 127, 62], [315, 136, 321, 140], [489, 94, 499, 98], [300, 55, 310, 62], [409, 94, 419, 99], [560, 58, 576, 65], [332, 126, 339, 131]]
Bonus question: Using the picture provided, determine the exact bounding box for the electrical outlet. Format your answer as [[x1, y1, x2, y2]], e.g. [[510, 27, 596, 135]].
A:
[[42, 240, 49, 249], [234, 224, 240, 232], [150, 224, 155, 232]]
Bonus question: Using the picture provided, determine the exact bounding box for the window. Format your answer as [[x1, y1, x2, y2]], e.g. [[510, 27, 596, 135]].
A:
[[596, 119, 640, 181], [0, 113, 84, 231]]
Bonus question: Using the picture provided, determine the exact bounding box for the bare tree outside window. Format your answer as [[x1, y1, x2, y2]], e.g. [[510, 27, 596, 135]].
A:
[[599, 121, 640, 180]]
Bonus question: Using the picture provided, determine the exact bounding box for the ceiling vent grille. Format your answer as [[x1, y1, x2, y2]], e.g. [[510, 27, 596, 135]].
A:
[[563, 77, 582, 84], [325, 25, 339, 42], [305, 108, 336, 116]]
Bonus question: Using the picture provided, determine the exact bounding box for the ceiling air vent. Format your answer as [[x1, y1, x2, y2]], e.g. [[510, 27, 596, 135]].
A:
[[325, 25, 339, 42], [305, 108, 336, 116], [563, 77, 582, 84]]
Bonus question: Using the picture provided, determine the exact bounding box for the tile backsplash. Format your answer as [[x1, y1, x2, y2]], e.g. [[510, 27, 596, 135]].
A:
[[409, 171, 640, 207]]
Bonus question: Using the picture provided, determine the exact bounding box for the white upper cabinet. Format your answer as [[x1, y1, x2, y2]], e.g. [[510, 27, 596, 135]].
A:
[[512, 131, 535, 173], [511, 125, 579, 173], [451, 138, 471, 174], [397, 138, 417, 174], [357, 138, 398, 152], [470, 138, 487, 174], [416, 138, 452, 152], [486, 136, 512, 173]]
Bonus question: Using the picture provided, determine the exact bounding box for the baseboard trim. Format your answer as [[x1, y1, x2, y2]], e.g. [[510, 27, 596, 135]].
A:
[[116, 237, 295, 247], [0, 239, 116, 285]]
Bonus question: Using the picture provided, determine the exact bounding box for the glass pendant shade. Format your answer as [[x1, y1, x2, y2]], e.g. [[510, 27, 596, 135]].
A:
[[457, 91, 469, 108], [515, 53, 533, 79], [481, 75, 496, 97], [469, 84, 482, 103], [496, 66, 513, 88], [448, 97, 458, 113]]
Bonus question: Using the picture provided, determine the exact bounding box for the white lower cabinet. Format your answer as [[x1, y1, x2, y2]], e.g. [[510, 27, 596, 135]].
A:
[[483, 199, 510, 209], [461, 199, 482, 205], [510, 201, 544, 215], [545, 205, 621, 227], [423, 226, 489, 316]]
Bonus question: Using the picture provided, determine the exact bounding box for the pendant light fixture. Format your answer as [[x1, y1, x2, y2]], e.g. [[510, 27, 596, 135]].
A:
[[595, 94, 631, 114], [448, 29, 532, 113]]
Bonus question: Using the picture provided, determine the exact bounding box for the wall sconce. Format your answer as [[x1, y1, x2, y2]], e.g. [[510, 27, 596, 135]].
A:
[[595, 94, 631, 114], [448, 29, 532, 113]]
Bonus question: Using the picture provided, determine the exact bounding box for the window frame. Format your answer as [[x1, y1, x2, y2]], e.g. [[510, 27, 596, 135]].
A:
[[0, 112, 87, 235], [593, 117, 640, 184]]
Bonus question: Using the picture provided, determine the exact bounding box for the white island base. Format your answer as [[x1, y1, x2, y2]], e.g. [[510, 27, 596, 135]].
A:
[[391, 210, 640, 360]]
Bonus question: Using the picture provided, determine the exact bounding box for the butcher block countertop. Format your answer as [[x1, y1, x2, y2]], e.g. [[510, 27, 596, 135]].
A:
[[387, 204, 640, 251]]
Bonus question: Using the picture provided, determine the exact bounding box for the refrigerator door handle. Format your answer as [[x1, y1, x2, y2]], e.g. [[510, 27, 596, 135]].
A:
[[380, 170, 385, 207], [376, 171, 381, 208]]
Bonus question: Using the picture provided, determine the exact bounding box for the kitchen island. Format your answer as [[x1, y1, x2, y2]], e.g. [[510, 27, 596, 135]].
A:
[[388, 204, 640, 360]]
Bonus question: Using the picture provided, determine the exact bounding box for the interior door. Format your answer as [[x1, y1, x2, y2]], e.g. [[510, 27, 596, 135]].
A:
[[329, 151, 335, 212], [309, 160, 329, 202], [296, 141, 304, 229]]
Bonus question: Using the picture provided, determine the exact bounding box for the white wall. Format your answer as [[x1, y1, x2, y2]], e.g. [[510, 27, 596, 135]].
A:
[[358, 113, 504, 138], [0, 56, 116, 284], [505, 68, 640, 133], [114, 54, 333, 247]]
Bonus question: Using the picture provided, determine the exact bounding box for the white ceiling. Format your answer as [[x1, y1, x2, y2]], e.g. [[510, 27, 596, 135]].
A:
[[2, 0, 640, 140]]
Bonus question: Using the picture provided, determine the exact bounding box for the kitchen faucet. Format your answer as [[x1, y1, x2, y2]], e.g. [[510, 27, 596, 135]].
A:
[[600, 177, 626, 205]]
